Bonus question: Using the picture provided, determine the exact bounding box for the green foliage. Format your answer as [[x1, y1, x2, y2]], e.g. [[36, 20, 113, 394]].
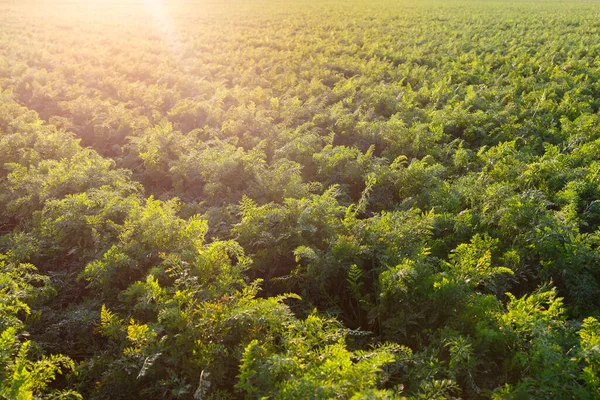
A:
[[2, 150, 137, 222], [0, 339, 80, 400], [236, 313, 409, 399], [492, 285, 588, 398], [0, 254, 80, 399], [579, 317, 600, 393], [3, 0, 600, 398]]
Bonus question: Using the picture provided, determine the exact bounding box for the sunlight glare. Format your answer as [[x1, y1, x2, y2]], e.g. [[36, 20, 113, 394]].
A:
[[144, 0, 163, 8], [143, 0, 185, 55]]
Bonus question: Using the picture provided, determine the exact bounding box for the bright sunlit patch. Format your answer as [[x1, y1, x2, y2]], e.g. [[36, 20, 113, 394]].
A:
[[144, 0, 169, 23], [143, 0, 185, 55], [143, 0, 163, 6]]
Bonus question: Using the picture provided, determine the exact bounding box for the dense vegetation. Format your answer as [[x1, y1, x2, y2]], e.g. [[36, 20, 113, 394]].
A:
[[1, 0, 600, 398]]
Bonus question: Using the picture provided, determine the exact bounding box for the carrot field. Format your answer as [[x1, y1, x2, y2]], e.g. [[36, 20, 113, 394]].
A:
[[1, 0, 600, 398]]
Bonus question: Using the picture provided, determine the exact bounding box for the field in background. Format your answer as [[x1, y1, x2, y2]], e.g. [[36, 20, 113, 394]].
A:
[[1, 1, 600, 398]]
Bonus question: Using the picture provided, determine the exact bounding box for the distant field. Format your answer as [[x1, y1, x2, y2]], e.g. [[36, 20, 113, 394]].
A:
[[1, 1, 600, 399]]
